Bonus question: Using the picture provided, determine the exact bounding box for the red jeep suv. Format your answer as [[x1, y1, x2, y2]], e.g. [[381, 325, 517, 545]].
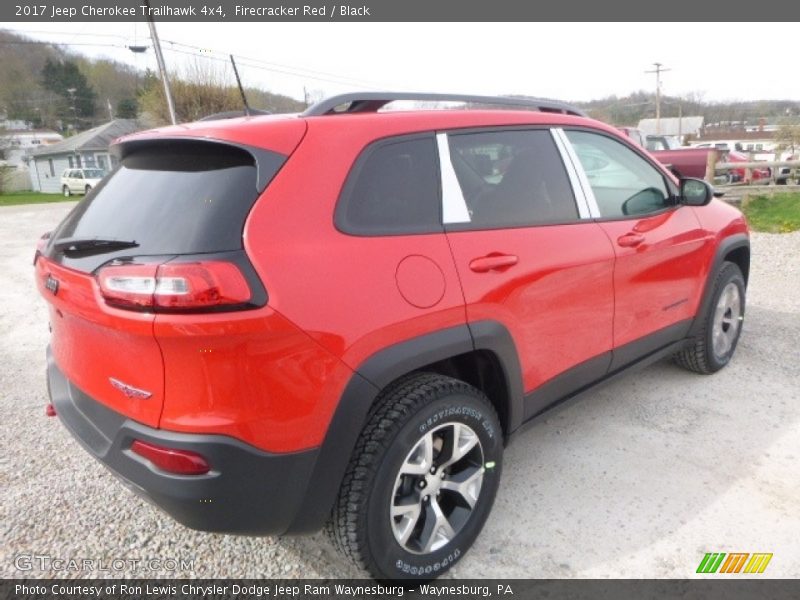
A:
[[35, 93, 749, 580]]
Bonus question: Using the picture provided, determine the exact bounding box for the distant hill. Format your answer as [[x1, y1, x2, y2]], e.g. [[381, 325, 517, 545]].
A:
[[2, 28, 797, 132], [574, 91, 799, 127], [0, 29, 305, 131]]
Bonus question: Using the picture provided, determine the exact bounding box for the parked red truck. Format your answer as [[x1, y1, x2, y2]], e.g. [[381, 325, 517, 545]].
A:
[[618, 127, 770, 183], [617, 127, 717, 178]]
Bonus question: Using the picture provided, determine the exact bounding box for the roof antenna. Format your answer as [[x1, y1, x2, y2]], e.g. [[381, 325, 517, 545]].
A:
[[229, 54, 251, 117]]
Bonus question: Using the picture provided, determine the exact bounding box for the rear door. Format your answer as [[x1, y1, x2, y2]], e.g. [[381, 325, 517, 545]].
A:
[[562, 129, 711, 368], [36, 139, 289, 427], [441, 128, 616, 417]]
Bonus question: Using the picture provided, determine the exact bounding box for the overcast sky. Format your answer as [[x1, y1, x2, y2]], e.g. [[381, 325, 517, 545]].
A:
[[4, 22, 798, 104]]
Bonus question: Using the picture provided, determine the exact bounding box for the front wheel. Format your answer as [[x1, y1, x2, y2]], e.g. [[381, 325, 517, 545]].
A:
[[62, 185, 71, 197], [675, 261, 745, 374], [328, 373, 503, 580], [84, 185, 92, 195]]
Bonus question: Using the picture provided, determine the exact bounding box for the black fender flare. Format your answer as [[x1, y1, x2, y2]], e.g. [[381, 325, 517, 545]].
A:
[[286, 320, 524, 533], [688, 233, 750, 338]]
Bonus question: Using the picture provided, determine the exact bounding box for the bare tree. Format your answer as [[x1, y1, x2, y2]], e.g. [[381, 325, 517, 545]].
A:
[[775, 118, 800, 155], [138, 59, 304, 125], [138, 60, 243, 124]]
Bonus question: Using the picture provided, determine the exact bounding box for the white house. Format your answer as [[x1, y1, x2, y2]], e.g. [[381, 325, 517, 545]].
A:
[[28, 119, 141, 193], [1, 129, 64, 168], [638, 116, 705, 144]]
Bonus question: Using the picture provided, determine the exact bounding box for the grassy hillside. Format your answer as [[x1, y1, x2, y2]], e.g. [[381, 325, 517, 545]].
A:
[[0, 29, 304, 130]]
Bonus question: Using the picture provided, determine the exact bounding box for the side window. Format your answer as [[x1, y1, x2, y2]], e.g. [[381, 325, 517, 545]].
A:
[[446, 129, 578, 229], [565, 130, 671, 218], [336, 136, 441, 235]]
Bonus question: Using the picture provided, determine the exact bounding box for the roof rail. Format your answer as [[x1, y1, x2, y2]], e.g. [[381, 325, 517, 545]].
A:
[[302, 92, 587, 118], [198, 109, 271, 122]]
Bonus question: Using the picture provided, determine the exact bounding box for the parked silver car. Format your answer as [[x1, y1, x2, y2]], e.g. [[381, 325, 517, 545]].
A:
[[60, 168, 105, 196]]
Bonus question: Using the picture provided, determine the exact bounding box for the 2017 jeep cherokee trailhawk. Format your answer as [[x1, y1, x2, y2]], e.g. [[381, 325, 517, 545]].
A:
[[35, 93, 749, 580]]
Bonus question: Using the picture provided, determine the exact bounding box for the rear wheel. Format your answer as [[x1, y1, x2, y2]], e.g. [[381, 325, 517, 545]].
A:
[[675, 261, 745, 374], [62, 185, 71, 197], [84, 185, 92, 195], [328, 372, 503, 580]]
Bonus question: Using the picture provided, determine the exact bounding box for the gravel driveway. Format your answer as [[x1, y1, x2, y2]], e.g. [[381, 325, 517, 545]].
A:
[[2, 202, 798, 579]]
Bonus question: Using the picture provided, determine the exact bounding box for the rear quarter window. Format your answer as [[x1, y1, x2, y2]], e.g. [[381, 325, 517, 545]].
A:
[[335, 134, 442, 236]]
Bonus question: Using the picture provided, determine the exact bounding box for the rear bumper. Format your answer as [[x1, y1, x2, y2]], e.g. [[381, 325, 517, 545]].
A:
[[46, 347, 319, 535]]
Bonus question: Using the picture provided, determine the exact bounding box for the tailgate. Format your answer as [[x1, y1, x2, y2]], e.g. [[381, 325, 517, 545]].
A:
[[36, 257, 164, 427], [35, 134, 297, 429]]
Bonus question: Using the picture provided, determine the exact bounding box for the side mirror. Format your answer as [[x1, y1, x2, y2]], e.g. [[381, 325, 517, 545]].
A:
[[680, 178, 713, 206]]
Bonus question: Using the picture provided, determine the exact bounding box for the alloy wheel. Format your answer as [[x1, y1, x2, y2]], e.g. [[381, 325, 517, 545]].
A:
[[390, 422, 485, 554], [712, 281, 742, 358]]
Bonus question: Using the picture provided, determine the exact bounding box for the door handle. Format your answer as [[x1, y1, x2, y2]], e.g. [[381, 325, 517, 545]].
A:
[[469, 254, 519, 273], [617, 233, 645, 248]]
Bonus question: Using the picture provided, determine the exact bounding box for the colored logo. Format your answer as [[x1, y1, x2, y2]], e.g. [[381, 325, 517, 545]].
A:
[[697, 552, 772, 574]]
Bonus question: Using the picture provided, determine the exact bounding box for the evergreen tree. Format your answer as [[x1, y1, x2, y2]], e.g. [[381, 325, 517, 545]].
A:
[[41, 58, 97, 126]]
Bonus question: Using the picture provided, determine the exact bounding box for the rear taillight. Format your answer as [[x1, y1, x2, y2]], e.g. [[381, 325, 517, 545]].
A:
[[97, 261, 252, 312], [131, 440, 210, 475]]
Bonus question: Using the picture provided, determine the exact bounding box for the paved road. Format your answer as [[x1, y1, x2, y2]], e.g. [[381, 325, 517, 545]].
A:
[[1, 202, 798, 578]]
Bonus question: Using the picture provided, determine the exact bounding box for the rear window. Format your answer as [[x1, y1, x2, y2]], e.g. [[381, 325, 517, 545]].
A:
[[49, 141, 284, 271]]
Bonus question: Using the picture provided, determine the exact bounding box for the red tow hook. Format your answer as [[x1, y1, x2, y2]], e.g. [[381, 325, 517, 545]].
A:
[[45, 404, 57, 417]]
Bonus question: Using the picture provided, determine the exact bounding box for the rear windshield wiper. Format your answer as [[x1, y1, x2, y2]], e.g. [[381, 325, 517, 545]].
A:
[[52, 237, 139, 256]]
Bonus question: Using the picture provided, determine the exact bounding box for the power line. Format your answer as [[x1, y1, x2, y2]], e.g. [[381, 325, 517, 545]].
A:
[[5, 29, 391, 90], [159, 44, 379, 91], [158, 38, 397, 90], [0, 40, 127, 49], [3, 27, 407, 106], [4, 29, 129, 40]]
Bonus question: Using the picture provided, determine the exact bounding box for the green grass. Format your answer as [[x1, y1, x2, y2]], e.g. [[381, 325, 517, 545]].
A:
[[0, 191, 76, 206], [742, 193, 800, 233]]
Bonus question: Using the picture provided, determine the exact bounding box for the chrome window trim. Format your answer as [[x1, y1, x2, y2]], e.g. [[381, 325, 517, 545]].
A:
[[550, 128, 591, 220], [552, 128, 602, 218], [436, 133, 472, 224]]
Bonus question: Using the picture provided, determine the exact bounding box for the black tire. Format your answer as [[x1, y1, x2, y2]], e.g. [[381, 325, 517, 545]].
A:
[[84, 185, 92, 195], [675, 261, 745, 374], [327, 372, 503, 580], [62, 185, 71, 197]]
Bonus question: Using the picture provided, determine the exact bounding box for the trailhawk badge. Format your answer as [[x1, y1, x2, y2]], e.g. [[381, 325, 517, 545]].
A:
[[109, 377, 152, 400]]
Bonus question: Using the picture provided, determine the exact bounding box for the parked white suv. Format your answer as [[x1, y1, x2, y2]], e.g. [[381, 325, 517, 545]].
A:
[[60, 168, 105, 196]]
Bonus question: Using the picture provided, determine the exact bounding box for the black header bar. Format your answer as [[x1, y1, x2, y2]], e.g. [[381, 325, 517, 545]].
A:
[[3, 0, 800, 22]]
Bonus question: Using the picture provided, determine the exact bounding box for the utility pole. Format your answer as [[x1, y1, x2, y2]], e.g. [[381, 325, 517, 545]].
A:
[[143, 0, 177, 125], [66, 87, 77, 131], [645, 62, 671, 135]]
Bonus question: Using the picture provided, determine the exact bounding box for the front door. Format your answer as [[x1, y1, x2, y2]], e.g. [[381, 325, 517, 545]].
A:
[[440, 128, 616, 417], [563, 129, 713, 369]]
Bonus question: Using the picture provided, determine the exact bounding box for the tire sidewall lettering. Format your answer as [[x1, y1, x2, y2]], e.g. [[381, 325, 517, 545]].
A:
[[419, 402, 496, 440]]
